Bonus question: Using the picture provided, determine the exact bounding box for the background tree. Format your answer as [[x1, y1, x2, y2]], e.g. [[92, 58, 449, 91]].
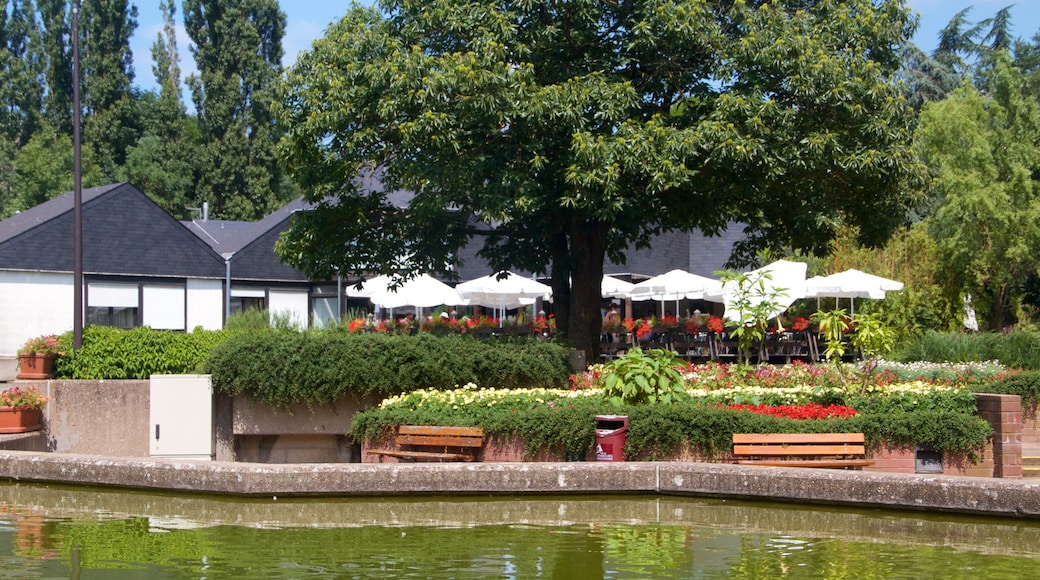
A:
[[1, 0, 46, 215], [37, 0, 71, 134], [123, 0, 198, 216], [80, 0, 140, 179], [915, 56, 1040, 331], [0, 0, 45, 149], [276, 0, 923, 358], [184, 0, 289, 220]]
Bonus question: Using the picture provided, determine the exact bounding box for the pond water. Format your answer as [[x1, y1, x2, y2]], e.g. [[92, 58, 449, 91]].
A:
[[1, 482, 1038, 579]]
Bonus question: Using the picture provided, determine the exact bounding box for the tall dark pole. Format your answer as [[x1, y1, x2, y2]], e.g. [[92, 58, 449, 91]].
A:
[[72, 3, 83, 349]]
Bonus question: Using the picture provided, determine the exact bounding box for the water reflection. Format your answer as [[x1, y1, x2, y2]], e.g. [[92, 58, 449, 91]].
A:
[[1, 482, 1038, 578]]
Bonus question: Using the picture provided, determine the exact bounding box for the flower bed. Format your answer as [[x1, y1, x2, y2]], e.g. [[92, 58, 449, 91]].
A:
[[351, 368, 995, 462]]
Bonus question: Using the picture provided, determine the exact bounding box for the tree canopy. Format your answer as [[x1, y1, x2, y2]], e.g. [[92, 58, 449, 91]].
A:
[[276, 0, 924, 357]]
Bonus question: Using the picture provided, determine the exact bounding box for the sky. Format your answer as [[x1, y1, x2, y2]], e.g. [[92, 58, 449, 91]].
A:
[[126, 1, 1040, 95]]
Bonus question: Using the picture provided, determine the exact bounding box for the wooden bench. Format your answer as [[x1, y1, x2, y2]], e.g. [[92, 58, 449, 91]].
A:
[[732, 433, 874, 469], [368, 425, 484, 462]]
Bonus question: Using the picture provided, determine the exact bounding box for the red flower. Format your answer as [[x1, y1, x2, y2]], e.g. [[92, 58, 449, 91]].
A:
[[722, 403, 858, 420], [707, 316, 724, 334]]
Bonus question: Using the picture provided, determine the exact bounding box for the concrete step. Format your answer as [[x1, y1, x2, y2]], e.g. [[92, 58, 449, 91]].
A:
[[1023, 467, 1040, 478], [1023, 454, 1040, 467]]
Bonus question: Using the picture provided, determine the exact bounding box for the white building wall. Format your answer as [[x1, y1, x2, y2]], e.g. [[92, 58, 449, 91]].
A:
[[0, 271, 75, 356], [268, 289, 309, 330], [187, 279, 224, 331]]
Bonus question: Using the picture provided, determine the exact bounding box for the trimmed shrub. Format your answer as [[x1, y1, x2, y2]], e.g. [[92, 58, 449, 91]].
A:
[[203, 332, 571, 407], [54, 326, 230, 379]]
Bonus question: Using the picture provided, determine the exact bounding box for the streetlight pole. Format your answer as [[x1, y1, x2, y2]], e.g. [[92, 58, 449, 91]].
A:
[[72, 2, 83, 349]]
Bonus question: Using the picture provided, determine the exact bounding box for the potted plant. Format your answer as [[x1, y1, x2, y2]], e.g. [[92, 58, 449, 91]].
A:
[[16, 334, 64, 380], [0, 385, 48, 433]]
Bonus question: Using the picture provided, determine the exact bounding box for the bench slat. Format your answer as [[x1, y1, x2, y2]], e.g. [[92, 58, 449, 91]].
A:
[[398, 425, 483, 438], [397, 434, 484, 448], [733, 444, 866, 456], [733, 433, 864, 444]]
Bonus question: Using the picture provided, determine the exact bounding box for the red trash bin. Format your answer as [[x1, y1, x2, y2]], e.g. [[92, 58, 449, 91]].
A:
[[595, 415, 629, 462]]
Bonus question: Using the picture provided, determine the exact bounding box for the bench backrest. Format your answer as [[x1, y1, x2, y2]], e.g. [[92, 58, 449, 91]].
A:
[[397, 425, 485, 448], [733, 433, 865, 457]]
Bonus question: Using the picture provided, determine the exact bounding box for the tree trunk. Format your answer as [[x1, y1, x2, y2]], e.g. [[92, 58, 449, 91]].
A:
[[550, 219, 608, 364]]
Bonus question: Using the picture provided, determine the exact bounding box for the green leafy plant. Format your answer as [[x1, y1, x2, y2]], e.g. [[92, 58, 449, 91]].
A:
[[601, 347, 685, 405], [716, 270, 789, 364], [812, 308, 851, 368], [54, 326, 231, 379], [849, 312, 895, 391]]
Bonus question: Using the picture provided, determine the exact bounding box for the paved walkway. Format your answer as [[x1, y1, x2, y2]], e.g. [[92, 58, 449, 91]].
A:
[[1, 450, 1038, 519]]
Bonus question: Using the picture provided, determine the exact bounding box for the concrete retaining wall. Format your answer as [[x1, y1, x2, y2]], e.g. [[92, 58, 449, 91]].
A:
[[41, 380, 151, 457], [1, 451, 1037, 518]]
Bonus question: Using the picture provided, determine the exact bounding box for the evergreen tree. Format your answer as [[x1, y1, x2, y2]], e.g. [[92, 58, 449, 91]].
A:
[[122, 0, 198, 216], [38, 0, 72, 134], [0, 0, 46, 148], [184, 0, 288, 220], [80, 0, 140, 178]]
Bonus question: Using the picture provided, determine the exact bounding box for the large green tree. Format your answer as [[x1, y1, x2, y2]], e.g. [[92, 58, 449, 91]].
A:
[[276, 0, 923, 357], [184, 0, 288, 220], [80, 0, 140, 178], [0, 0, 45, 148], [916, 55, 1040, 331], [0, 0, 45, 215], [38, 0, 71, 134], [122, 0, 199, 216]]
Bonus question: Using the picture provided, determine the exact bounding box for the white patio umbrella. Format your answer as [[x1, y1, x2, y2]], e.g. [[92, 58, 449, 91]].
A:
[[706, 259, 808, 322], [602, 275, 635, 299], [804, 269, 903, 315], [627, 269, 721, 316], [346, 274, 465, 310], [456, 271, 552, 324]]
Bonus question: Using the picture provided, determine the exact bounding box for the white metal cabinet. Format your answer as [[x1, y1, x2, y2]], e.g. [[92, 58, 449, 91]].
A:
[[149, 374, 214, 460]]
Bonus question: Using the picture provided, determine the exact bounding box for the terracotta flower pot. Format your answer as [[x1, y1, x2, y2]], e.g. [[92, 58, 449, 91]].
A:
[[16, 353, 56, 380], [0, 406, 42, 434]]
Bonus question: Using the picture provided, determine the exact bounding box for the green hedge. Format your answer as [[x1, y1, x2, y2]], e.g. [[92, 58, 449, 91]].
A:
[[973, 371, 1040, 412], [54, 326, 231, 379], [203, 332, 571, 407], [349, 397, 994, 461]]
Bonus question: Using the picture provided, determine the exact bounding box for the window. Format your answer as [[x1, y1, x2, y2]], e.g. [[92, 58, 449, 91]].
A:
[[87, 283, 139, 329], [311, 285, 340, 329], [230, 296, 265, 315]]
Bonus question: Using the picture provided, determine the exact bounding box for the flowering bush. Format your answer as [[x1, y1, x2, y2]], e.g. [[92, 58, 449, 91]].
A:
[[0, 385, 49, 410], [570, 364, 606, 390], [17, 334, 64, 356]]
